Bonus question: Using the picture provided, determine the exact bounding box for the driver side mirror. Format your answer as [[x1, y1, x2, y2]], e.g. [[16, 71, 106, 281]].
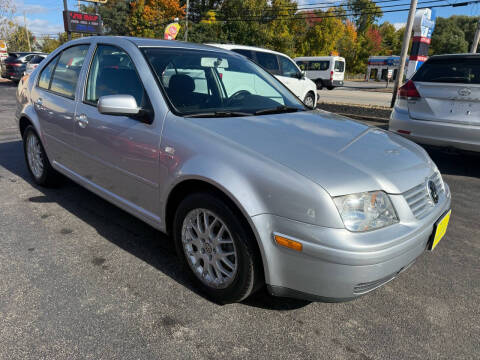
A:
[[98, 95, 139, 116], [295, 71, 305, 80], [98, 94, 153, 124]]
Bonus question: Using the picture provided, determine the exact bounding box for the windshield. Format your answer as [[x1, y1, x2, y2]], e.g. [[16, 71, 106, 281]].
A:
[[142, 48, 305, 116]]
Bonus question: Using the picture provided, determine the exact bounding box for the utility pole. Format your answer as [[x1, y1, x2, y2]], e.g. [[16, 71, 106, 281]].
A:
[[23, 11, 31, 52], [471, 19, 480, 53], [63, 0, 71, 41], [390, 0, 418, 108], [184, 0, 189, 42]]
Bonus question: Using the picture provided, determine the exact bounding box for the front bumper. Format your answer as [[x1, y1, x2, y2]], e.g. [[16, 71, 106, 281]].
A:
[[251, 184, 451, 301], [390, 107, 480, 152]]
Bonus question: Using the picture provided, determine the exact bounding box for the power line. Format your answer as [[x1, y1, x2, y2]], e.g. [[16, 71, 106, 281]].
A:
[[213, 0, 479, 22]]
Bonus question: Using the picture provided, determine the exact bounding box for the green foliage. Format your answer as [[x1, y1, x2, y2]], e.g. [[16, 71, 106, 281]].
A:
[[347, 0, 382, 34], [430, 16, 476, 55], [5, 25, 34, 52]]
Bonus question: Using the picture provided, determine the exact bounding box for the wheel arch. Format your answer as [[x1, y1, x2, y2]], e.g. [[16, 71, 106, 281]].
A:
[[164, 177, 267, 279]]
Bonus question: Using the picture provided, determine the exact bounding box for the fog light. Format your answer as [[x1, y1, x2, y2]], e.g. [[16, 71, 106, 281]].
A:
[[274, 234, 302, 251]]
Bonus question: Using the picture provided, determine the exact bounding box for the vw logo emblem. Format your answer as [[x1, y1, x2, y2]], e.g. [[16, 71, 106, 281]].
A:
[[427, 180, 439, 204], [458, 88, 471, 96]]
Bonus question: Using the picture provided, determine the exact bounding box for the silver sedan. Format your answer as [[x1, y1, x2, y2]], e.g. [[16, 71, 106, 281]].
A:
[[16, 37, 451, 303]]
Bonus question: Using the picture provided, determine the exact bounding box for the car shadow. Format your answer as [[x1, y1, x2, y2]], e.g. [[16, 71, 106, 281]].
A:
[[424, 146, 480, 178], [0, 139, 310, 310]]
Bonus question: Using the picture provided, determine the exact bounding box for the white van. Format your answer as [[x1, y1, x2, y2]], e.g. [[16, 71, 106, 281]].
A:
[[208, 44, 318, 108], [294, 56, 345, 90]]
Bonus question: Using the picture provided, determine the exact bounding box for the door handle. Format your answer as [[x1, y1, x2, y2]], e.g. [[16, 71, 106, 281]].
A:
[[76, 114, 88, 128]]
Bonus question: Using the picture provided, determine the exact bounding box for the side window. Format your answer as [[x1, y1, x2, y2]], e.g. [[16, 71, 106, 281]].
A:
[[279, 56, 299, 78], [232, 49, 254, 61], [86, 45, 145, 106], [50, 45, 89, 98], [38, 56, 59, 89], [296, 61, 307, 71], [310, 61, 330, 71], [255, 51, 279, 74]]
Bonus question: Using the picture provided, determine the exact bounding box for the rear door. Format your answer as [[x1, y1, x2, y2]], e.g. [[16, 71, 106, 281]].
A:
[[32, 44, 90, 169], [409, 57, 480, 125], [333, 59, 345, 82]]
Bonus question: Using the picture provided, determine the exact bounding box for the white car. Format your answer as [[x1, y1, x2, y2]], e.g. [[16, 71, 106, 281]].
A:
[[25, 54, 47, 75], [390, 54, 480, 152], [295, 56, 345, 90], [207, 44, 318, 108]]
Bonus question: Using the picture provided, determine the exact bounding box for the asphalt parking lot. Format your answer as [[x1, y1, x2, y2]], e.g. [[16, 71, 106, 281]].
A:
[[0, 80, 479, 359]]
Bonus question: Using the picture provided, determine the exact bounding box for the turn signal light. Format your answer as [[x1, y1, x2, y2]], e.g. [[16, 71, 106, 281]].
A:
[[398, 80, 420, 99], [274, 234, 303, 252]]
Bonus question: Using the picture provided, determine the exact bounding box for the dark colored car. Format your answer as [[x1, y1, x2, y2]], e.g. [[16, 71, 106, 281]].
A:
[[1, 52, 46, 82]]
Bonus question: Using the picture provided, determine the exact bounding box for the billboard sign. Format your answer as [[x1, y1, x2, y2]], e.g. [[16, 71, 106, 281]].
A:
[[63, 11, 103, 34]]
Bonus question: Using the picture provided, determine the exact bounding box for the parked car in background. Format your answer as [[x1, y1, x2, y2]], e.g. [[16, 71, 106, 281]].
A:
[[208, 44, 318, 108], [25, 54, 47, 76], [295, 56, 345, 90], [390, 54, 480, 152], [16, 37, 451, 303], [1, 52, 46, 82]]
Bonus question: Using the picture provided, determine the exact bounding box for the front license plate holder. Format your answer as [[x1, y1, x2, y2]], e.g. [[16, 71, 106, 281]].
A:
[[428, 209, 452, 251]]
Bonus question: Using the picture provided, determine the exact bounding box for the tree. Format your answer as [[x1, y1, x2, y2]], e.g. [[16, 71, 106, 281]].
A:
[[430, 17, 469, 55], [5, 25, 34, 51], [299, 9, 346, 57], [127, 0, 185, 38], [0, 0, 16, 40], [347, 0, 382, 34], [337, 20, 359, 73], [95, 0, 132, 36], [179, 0, 222, 23]]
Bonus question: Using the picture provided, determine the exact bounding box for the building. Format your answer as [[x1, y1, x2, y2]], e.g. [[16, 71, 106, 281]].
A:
[[366, 56, 409, 81]]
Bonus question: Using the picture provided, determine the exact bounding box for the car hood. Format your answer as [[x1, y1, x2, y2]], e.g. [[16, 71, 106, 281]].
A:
[[190, 110, 434, 196]]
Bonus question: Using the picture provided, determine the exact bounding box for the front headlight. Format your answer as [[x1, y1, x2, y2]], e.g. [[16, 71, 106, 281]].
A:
[[333, 191, 398, 232]]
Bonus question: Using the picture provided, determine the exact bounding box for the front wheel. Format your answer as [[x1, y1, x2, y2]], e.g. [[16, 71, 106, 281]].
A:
[[173, 193, 262, 303], [303, 92, 316, 109], [327, 86, 334, 90]]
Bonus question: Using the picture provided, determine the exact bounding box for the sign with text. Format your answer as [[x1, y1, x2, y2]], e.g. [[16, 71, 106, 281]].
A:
[[63, 11, 103, 34]]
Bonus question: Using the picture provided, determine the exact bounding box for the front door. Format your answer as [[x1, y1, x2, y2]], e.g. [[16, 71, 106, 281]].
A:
[[277, 55, 304, 99], [73, 44, 161, 218]]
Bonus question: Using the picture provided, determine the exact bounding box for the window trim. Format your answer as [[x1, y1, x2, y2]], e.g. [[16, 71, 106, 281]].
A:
[[82, 43, 155, 123], [36, 43, 91, 101]]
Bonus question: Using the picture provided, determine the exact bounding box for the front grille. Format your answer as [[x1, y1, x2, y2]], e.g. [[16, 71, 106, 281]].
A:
[[403, 171, 444, 219]]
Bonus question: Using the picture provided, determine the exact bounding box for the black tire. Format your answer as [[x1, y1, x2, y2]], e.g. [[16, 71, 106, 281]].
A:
[[173, 193, 263, 303], [315, 80, 323, 90], [327, 86, 334, 90], [304, 92, 316, 109], [23, 125, 61, 187]]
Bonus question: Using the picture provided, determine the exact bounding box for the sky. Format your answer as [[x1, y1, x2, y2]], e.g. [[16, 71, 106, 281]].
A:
[[11, 0, 480, 38]]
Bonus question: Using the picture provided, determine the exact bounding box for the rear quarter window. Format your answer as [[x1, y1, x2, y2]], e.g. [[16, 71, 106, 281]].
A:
[[413, 58, 480, 84], [334, 61, 345, 72], [309, 61, 329, 71]]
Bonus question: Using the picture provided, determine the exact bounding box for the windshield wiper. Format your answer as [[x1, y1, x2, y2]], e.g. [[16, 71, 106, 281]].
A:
[[254, 105, 303, 116], [184, 111, 252, 118]]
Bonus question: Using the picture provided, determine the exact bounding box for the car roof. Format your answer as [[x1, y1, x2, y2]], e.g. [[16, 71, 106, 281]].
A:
[[67, 36, 234, 55], [429, 53, 480, 60], [206, 43, 291, 58]]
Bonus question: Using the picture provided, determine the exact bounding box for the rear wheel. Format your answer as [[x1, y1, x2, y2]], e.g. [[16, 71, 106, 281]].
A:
[[315, 80, 323, 90], [327, 86, 334, 90], [173, 193, 262, 303], [23, 126, 61, 186]]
